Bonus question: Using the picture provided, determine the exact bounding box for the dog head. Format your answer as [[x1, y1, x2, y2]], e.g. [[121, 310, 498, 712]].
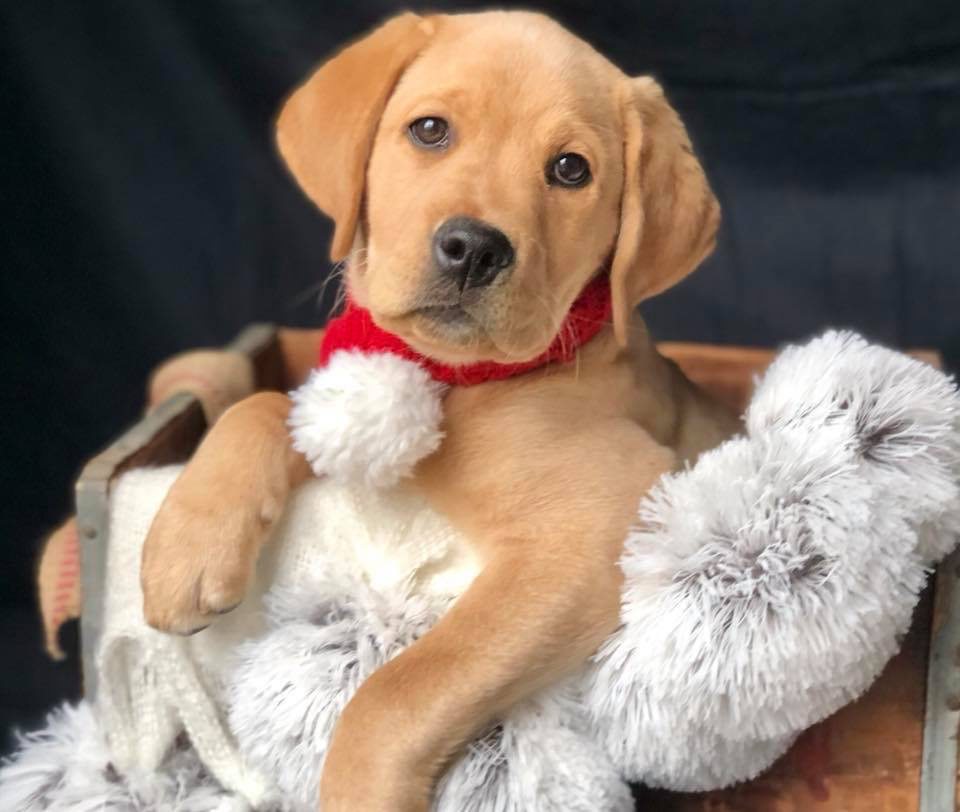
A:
[[277, 12, 719, 363]]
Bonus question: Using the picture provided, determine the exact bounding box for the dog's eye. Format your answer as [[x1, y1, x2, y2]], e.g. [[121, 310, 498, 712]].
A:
[[548, 153, 591, 187], [408, 117, 449, 148]]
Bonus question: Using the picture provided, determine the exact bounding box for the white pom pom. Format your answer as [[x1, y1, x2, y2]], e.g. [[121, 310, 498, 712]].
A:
[[288, 350, 446, 489]]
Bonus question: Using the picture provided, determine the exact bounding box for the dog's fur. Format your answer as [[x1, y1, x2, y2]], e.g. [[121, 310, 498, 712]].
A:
[[140, 12, 739, 810]]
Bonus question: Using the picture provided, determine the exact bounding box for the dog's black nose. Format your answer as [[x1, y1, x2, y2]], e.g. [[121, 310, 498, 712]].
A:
[[433, 217, 514, 290]]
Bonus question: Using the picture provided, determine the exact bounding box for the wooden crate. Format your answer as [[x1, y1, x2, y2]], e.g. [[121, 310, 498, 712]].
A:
[[75, 329, 960, 811]]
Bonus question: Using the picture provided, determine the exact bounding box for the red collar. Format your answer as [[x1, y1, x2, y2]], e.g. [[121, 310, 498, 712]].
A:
[[318, 273, 612, 386]]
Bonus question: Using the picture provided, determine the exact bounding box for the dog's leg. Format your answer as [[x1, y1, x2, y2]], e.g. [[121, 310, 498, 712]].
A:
[[319, 415, 675, 811], [141, 391, 309, 634], [319, 551, 621, 810]]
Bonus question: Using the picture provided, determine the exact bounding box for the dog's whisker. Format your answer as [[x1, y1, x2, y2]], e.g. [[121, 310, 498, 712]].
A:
[[288, 278, 329, 309], [313, 262, 349, 316], [289, 264, 344, 313], [316, 245, 372, 316], [560, 315, 577, 365], [329, 284, 348, 316]]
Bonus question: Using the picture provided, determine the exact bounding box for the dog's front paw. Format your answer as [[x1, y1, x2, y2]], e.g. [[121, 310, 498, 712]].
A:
[[140, 474, 270, 635]]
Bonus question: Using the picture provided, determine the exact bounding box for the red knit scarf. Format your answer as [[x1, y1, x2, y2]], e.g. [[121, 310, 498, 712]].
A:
[[318, 273, 612, 386]]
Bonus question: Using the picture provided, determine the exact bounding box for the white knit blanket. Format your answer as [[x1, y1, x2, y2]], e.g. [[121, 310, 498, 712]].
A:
[[97, 467, 481, 806]]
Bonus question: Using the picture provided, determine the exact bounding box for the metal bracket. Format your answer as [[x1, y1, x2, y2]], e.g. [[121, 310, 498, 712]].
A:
[[920, 544, 960, 812]]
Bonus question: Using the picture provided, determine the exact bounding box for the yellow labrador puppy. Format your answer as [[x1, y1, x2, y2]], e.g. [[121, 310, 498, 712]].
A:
[[141, 11, 738, 810]]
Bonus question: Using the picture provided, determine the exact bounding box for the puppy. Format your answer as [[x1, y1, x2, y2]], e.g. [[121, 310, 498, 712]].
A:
[[141, 12, 739, 810]]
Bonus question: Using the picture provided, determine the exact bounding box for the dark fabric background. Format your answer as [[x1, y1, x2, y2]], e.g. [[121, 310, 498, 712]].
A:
[[2, 0, 959, 746]]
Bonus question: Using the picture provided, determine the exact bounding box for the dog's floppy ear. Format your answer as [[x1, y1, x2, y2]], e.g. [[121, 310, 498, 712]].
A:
[[610, 77, 721, 344], [275, 13, 436, 261]]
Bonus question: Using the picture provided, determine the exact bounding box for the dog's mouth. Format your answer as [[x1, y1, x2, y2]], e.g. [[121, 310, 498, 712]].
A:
[[414, 303, 473, 325], [410, 302, 483, 347]]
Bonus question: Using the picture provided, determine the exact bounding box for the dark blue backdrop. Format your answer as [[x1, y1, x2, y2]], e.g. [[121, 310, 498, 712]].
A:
[[3, 0, 959, 744]]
